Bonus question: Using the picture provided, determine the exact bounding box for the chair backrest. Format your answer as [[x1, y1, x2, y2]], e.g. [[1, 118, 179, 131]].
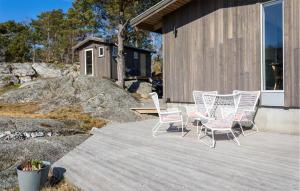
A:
[[193, 91, 217, 114], [150, 92, 161, 114], [203, 93, 241, 121], [233, 90, 260, 113]]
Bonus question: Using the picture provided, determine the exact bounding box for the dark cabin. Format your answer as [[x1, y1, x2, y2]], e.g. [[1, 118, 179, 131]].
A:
[[73, 37, 153, 80], [131, 0, 300, 134]]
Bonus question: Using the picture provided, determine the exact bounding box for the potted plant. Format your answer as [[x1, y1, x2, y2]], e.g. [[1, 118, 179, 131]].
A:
[[17, 160, 50, 191]]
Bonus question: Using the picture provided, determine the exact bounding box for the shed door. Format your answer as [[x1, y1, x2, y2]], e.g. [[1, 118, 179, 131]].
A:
[[85, 49, 93, 75], [140, 53, 146, 77]]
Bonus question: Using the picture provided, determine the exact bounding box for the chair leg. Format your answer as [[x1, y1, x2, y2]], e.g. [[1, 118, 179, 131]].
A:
[[230, 129, 240, 146], [211, 130, 216, 148], [181, 120, 184, 137], [198, 127, 215, 148], [252, 121, 259, 133], [152, 122, 161, 137], [196, 120, 200, 134], [238, 122, 245, 136], [243, 121, 259, 136], [185, 117, 190, 129]]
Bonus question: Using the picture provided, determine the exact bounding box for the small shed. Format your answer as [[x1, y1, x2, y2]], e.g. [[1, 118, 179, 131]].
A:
[[73, 37, 153, 79]]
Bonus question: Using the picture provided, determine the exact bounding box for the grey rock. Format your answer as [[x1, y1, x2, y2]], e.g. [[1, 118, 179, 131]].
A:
[[136, 82, 152, 98], [126, 80, 152, 98], [11, 63, 36, 77], [18, 76, 32, 84], [32, 63, 63, 78], [0, 63, 11, 74], [0, 74, 19, 88], [0, 76, 141, 122], [0, 117, 84, 134], [23, 132, 30, 138]]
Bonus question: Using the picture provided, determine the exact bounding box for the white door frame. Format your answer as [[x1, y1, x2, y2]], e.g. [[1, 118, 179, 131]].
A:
[[84, 48, 94, 76]]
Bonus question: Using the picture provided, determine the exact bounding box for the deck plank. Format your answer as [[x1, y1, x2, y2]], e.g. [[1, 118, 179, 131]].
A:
[[53, 119, 300, 191]]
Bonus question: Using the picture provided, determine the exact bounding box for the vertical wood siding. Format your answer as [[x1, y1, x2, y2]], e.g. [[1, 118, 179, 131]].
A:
[[163, 0, 263, 102], [284, 0, 300, 107], [162, 0, 299, 107]]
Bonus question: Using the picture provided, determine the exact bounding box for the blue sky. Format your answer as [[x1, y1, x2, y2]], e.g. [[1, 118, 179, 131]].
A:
[[0, 0, 73, 23]]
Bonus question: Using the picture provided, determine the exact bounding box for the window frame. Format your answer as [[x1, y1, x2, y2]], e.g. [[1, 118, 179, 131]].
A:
[[84, 48, 94, 76], [260, 0, 284, 93], [260, 0, 285, 106], [98, 46, 104, 57]]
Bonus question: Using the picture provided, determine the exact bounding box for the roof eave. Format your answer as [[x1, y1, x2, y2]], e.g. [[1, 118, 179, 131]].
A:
[[130, 0, 191, 32]]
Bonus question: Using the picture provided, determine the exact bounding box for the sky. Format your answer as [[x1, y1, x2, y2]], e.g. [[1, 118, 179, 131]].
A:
[[0, 0, 73, 23]]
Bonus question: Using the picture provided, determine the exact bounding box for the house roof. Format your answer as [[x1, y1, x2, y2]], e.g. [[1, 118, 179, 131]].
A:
[[72, 37, 111, 51], [72, 37, 155, 53], [130, 0, 192, 33]]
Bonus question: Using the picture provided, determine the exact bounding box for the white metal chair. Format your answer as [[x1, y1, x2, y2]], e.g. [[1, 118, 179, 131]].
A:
[[233, 90, 260, 136], [185, 91, 218, 132], [150, 92, 184, 137], [198, 93, 241, 148]]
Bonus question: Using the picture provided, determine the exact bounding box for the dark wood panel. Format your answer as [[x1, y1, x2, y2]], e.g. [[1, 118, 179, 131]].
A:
[[162, 0, 263, 103], [284, 0, 300, 107]]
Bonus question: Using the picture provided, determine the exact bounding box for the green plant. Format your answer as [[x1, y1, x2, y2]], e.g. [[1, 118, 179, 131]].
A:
[[20, 160, 43, 171]]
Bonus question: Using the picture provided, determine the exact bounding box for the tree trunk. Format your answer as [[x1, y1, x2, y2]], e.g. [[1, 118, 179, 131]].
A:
[[116, 23, 125, 88], [116, 3, 126, 88], [32, 44, 36, 63]]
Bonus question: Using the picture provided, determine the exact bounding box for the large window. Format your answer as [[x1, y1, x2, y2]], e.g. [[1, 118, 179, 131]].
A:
[[262, 0, 283, 91]]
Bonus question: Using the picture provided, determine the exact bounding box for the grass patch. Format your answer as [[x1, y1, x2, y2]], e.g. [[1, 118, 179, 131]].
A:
[[41, 107, 106, 130], [42, 180, 80, 191], [0, 84, 21, 95], [0, 102, 106, 131], [0, 102, 40, 115], [131, 92, 143, 100], [4, 179, 80, 191]]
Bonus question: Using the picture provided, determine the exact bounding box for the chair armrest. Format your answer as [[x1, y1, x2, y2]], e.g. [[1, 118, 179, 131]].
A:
[[166, 107, 180, 112], [235, 110, 255, 121], [160, 110, 182, 116]]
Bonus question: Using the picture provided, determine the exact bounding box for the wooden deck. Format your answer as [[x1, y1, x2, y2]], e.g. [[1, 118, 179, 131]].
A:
[[53, 119, 300, 191]]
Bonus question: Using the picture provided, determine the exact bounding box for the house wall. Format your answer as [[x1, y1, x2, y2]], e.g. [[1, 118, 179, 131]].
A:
[[78, 42, 111, 79], [284, 0, 300, 107], [162, 0, 300, 107], [110, 47, 152, 79]]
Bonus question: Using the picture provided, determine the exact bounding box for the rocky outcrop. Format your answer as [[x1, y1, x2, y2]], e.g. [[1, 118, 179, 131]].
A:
[[32, 63, 63, 78], [11, 63, 36, 77], [0, 75, 19, 88], [126, 80, 152, 99], [0, 76, 141, 122], [0, 63, 80, 87]]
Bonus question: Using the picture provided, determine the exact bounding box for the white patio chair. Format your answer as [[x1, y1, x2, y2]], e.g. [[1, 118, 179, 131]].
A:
[[185, 91, 217, 133], [150, 92, 184, 137], [198, 93, 241, 148], [233, 90, 260, 136]]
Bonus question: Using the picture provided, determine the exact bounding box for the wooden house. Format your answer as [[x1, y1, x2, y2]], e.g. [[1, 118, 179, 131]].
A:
[[131, 0, 300, 134], [73, 37, 153, 79]]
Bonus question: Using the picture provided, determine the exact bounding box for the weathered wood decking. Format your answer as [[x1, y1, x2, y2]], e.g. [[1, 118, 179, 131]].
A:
[[53, 119, 300, 191]]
